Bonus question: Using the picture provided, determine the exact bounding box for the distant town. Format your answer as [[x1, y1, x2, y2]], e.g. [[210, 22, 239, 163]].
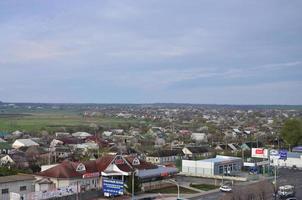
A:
[[0, 101, 301, 200]]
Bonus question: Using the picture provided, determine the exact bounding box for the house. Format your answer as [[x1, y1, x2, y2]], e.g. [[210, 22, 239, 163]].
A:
[[215, 144, 228, 151], [178, 130, 192, 137], [0, 138, 7, 143], [71, 132, 92, 139], [0, 142, 12, 154], [52, 145, 72, 160], [102, 131, 113, 137], [191, 133, 208, 142], [154, 137, 165, 147], [55, 132, 70, 137], [0, 174, 35, 200], [146, 149, 184, 164], [11, 130, 24, 138], [228, 143, 241, 152], [0, 152, 29, 168], [182, 146, 211, 159], [74, 142, 99, 154], [12, 139, 39, 149], [0, 131, 9, 139], [241, 141, 263, 151], [35, 160, 100, 192]]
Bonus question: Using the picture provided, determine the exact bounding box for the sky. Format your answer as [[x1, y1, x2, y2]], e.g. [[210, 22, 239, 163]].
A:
[[0, 0, 302, 105]]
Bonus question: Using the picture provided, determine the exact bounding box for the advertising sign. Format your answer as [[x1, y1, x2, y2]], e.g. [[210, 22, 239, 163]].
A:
[[251, 148, 268, 158], [102, 178, 124, 197], [279, 150, 288, 160], [82, 172, 100, 178], [14, 185, 77, 200]]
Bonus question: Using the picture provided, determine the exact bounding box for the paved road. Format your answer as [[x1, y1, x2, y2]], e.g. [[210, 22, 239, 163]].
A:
[[189, 191, 222, 200], [187, 168, 302, 200], [278, 168, 302, 198]]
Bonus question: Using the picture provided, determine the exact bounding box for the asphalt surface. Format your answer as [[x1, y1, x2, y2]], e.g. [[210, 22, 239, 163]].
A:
[[278, 168, 302, 198], [187, 168, 302, 200]]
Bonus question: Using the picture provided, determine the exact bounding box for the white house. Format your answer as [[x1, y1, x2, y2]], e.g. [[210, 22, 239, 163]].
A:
[[71, 132, 92, 139], [0, 155, 15, 166], [102, 131, 113, 137], [12, 139, 39, 149], [191, 133, 208, 142]]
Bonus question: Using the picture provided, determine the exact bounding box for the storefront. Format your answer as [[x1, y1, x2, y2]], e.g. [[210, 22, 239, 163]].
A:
[[182, 155, 242, 177]]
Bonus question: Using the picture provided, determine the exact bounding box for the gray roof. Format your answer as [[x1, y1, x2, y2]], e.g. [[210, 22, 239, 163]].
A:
[[0, 174, 35, 184]]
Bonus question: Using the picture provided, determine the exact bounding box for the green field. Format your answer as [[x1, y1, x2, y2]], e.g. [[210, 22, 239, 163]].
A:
[[0, 112, 148, 134]]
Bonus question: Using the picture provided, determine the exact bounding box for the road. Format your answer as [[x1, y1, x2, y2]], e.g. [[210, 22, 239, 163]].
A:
[[278, 168, 302, 198], [187, 168, 302, 200]]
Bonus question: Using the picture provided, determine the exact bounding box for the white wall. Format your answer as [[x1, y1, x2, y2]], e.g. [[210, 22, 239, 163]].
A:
[[182, 160, 214, 176], [0, 180, 34, 200]]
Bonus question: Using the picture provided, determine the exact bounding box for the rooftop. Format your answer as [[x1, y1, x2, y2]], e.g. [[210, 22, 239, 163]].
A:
[[198, 155, 242, 163], [0, 174, 35, 184]]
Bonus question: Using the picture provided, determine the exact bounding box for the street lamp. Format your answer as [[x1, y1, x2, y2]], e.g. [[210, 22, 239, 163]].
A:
[[163, 179, 180, 199]]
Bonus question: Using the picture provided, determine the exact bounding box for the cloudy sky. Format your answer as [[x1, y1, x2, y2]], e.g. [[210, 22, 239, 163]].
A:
[[0, 0, 302, 104]]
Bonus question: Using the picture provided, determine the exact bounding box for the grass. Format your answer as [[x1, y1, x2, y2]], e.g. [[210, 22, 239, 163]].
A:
[[0, 112, 147, 133], [146, 186, 198, 194], [189, 183, 219, 191]]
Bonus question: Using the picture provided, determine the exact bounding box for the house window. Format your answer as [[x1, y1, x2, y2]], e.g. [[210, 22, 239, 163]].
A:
[[2, 189, 9, 194], [219, 166, 223, 174], [20, 186, 27, 191]]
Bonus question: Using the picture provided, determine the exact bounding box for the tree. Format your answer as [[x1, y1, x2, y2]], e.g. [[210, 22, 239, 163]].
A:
[[281, 118, 302, 148], [125, 174, 141, 194]]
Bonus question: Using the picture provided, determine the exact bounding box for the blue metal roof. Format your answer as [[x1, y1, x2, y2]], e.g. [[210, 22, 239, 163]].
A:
[[198, 155, 242, 163], [137, 166, 178, 179]]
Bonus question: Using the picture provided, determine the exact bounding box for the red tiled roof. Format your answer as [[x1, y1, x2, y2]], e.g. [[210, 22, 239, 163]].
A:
[[95, 155, 115, 171], [36, 155, 158, 178], [36, 160, 84, 178]]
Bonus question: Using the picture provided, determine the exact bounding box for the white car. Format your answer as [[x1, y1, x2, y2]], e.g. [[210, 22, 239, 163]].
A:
[[220, 185, 232, 192]]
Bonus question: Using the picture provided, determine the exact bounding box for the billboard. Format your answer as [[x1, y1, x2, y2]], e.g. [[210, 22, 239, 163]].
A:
[[102, 178, 124, 197], [279, 150, 288, 160], [251, 148, 268, 158]]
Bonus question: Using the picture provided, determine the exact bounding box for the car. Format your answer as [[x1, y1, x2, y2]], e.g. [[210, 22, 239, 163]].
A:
[[285, 198, 297, 200], [219, 185, 232, 192]]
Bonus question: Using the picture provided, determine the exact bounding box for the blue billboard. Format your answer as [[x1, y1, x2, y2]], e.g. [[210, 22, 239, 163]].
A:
[[102, 178, 124, 197], [279, 150, 288, 160]]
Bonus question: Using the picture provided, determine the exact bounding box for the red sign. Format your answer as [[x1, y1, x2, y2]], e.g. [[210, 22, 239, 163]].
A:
[[82, 172, 100, 178], [115, 159, 125, 165], [160, 172, 169, 177], [256, 149, 264, 154]]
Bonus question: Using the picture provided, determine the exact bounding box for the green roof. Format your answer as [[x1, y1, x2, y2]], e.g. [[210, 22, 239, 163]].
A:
[[0, 131, 9, 137]]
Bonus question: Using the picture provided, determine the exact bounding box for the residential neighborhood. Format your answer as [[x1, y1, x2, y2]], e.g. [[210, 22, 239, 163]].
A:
[[0, 102, 301, 199], [1, 0, 302, 199]]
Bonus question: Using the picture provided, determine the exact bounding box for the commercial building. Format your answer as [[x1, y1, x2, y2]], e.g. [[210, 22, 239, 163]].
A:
[[0, 174, 35, 200], [270, 151, 302, 168], [34, 154, 178, 196], [182, 155, 242, 177]]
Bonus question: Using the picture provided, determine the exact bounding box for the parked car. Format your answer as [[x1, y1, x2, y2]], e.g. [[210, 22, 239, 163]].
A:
[[220, 185, 232, 192]]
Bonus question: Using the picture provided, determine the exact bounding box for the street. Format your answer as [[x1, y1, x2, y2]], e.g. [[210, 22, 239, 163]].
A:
[[187, 168, 302, 200]]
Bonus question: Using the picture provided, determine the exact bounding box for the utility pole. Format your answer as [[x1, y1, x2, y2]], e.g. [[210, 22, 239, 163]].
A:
[[132, 170, 135, 200]]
